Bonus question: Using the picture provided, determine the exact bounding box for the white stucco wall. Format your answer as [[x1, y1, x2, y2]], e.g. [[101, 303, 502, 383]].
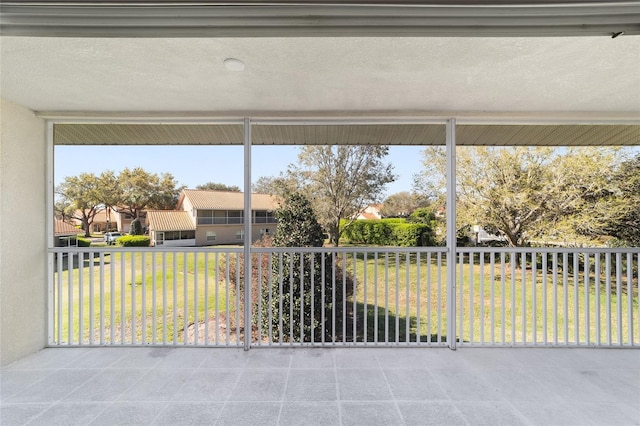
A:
[[0, 98, 47, 366]]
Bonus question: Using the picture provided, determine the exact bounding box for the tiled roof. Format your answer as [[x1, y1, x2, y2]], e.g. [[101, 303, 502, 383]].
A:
[[180, 189, 278, 211], [54, 219, 79, 236], [358, 212, 380, 220], [147, 211, 195, 232]]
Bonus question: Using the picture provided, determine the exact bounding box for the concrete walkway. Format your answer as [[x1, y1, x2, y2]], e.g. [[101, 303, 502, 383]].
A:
[[1, 347, 638, 425]]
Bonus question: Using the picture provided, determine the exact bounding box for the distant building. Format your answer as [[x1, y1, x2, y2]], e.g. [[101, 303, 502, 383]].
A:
[[355, 204, 383, 220], [146, 189, 279, 246]]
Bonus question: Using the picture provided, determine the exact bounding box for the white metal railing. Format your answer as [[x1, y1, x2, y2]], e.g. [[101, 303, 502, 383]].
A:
[[48, 246, 638, 348], [456, 248, 639, 347]]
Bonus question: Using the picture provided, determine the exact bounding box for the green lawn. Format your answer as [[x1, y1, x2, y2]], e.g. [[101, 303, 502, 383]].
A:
[[53, 249, 638, 346]]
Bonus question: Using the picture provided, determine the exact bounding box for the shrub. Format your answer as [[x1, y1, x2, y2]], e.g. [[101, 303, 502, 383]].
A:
[[130, 218, 144, 235], [260, 191, 352, 342], [77, 237, 91, 247], [116, 235, 150, 247], [393, 223, 434, 247]]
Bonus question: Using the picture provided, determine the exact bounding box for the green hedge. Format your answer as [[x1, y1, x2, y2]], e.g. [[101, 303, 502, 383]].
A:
[[343, 219, 435, 246], [77, 237, 91, 247], [116, 235, 151, 247]]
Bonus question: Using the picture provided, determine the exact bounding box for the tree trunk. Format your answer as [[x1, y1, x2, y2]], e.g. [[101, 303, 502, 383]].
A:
[[83, 217, 91, 237]]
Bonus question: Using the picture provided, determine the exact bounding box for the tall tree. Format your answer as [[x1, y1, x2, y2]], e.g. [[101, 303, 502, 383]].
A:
[[582, 153, 640, 246], [55, 172, 107, 237], [196, 182, 241, 192], [417, 146, 621, 247], [115, 168, 183, 218], [252, 175, 298, 196], [380, 191, 430, 218], [291, 146, 396, 246]]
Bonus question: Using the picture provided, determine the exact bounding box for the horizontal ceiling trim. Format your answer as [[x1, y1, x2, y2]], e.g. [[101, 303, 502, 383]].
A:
[[37, 110, 640, 126], [2, 2, 639, 37]]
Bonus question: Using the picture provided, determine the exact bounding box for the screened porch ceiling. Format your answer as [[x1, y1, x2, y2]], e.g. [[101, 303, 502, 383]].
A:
[[1, 1, 639, 147]]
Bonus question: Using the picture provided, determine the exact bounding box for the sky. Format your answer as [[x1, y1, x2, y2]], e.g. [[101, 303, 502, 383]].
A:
[[54, 145, 427, 199]]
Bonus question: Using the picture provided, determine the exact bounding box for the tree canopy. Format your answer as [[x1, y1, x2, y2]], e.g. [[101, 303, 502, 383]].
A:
[[114, 167, 183, 218], [290, 145, 396, 246], [416, 146, 628, 247], [196, 182, 241, 192], [55, 172, 111, 237], [380, 191, 430, 218]]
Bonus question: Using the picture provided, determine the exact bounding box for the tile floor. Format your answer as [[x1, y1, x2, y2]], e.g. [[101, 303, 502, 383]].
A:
[[1, 346, 638, 425]]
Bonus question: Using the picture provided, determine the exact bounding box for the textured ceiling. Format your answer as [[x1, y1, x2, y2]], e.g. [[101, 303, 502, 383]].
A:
[[1, 36, 639, 116]]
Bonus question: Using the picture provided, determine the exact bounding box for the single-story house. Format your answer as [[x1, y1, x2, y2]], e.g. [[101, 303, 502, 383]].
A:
[[356, 204, 383, 220], [146, 189, 278, 246], [53, 219, 78, 247]]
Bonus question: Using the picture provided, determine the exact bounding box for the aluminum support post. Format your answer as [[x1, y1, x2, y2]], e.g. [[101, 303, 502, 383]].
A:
[[243, 118, 252, 351], [446, 118, 457, 350], [46, 121, 55, 346]]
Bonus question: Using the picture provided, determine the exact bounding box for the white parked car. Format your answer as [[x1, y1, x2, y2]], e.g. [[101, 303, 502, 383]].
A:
[[104, 232, 123, 245]]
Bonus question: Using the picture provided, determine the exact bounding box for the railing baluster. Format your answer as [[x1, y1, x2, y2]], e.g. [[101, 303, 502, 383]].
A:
[[152, 252, 157, 345], [99, 252, 105, 345], [300, 252, 304, 343], [374, 252, 379, 344], [173, 253, 178, 345], [479, 252, 484, 345], [131, 252, 136, 345], [616, 252, 622, 345], [215, 252, 219, 346], [469, 252, 474, 344], [204, 252, 209, 345], [363, 252, 368, 344], [521, 251, 526, 345], [79, 252, 84, 345], [459, 251, 464, 345], [395, 252, 400, 345], [573, 252, 579, 345], [532, 252, 537, 345], [279, 253, 283, 345], [416, 252, 421, 344], [490, 252, 495, 345], [595, 253, 600, 346], [321, 253, 325, 345], [606, 252, 612, 345], [437, 252, 442, 344], [385, 252, 389, 344], [268, 253, 273, 345], [584, 253, 590, 345], [193, 252, 198, 345], [501, 252, 506, 345], [310, 253, 315, 345], [627, 253, 633, 346], [542, 252, 547, 345], [343, 253, 348, 344], [553, 252, 558, 345], [120, 252, 126, 344], [511, 252, 516, 345], [142, 253, 147, 345], [354, 252, 358, 344], [162, 252, 167, 345], [563, 252, 569, 345], [257, 252, 263, 346], [235, 253, 240, 345]]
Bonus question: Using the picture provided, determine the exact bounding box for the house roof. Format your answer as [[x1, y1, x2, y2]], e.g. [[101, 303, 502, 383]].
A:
[[147, 210, 195, 232], [179, 189, 279, 211], [358, 212, 380, 220], [54, 219, 78, 236]]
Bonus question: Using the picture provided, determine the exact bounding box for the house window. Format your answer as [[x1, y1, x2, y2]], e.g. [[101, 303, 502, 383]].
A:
[[206, 231, 216, 242], [228, 210, 243, 224], [254, 210, 276, 223], [236, 230, 244, 241], [260, 228, 270, 235]]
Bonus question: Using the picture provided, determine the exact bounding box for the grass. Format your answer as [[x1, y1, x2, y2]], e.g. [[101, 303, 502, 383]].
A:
[[53, 248, 638, 346]]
